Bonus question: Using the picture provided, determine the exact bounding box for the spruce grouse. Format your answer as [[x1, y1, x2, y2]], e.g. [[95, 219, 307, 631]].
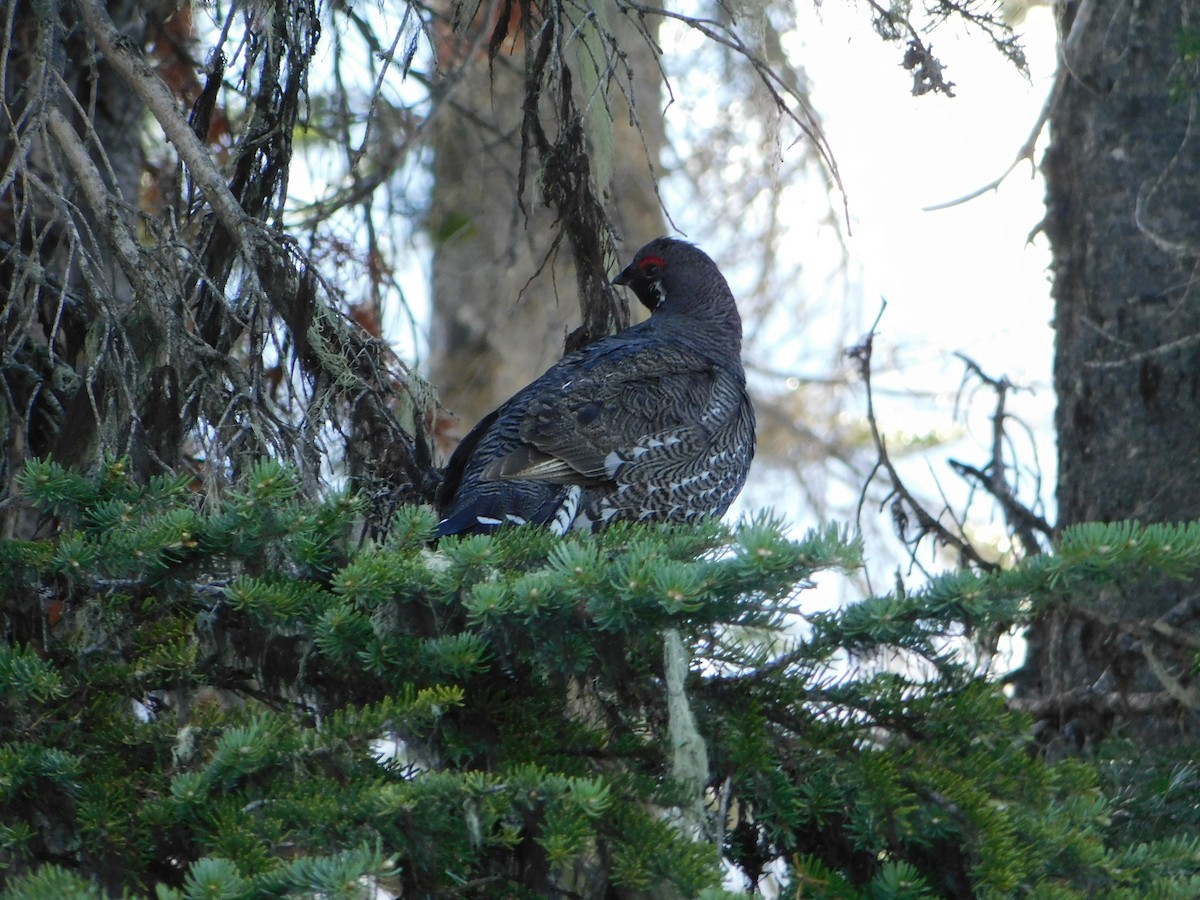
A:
[[435, 237, 755, 537]]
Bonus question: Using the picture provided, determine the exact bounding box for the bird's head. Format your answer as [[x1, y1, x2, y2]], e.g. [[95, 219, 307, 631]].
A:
[[613, 240, 671, 312], [613, 237, 737, 325]]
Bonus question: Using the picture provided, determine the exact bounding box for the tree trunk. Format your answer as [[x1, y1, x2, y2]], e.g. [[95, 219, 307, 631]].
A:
[[428, 5, 666, 435], [1025, 0, 1200, 748]]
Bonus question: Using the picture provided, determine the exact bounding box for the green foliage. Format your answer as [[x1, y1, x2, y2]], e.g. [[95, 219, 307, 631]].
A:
[[1, 864, 109, 899], [1171, 27, 1200, 101], [2, 460, 1200, 895]]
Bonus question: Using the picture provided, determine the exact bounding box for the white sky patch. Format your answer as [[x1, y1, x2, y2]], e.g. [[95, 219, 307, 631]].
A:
[[722, 8, 1061, 627], [794, 5, 1058, 389]]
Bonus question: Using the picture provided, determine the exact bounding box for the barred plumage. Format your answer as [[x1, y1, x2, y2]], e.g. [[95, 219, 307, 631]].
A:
[[435, 238, 756, 537]]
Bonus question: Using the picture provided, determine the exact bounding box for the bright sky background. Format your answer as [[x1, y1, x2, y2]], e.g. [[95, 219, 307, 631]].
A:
[[801, 4, 1057, 385], [730, 6, 1060, 576]]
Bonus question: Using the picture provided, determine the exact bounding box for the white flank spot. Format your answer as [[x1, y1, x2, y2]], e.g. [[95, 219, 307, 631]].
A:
[[550, 485, 582, 537], [604, 450, 624, 476]]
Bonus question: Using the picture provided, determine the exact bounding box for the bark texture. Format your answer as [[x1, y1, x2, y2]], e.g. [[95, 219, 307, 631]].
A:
[[428, 6, 665, 436], [1027, 0, 1200, 746]]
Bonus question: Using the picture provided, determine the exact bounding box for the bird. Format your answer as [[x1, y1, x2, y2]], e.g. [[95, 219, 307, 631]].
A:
[[434, 237, 755, 538]]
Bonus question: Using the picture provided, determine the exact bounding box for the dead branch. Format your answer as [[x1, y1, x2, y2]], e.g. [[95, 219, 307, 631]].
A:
[[947, 354, 1052, 557], [70, 0, 251, 245], [616, 1, 843, 202], [923, 65, 1064, 211], [1009, 688, 1183, 717], [848, 307, 998, 574]]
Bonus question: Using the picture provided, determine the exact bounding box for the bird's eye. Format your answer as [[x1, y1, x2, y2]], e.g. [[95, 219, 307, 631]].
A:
[[639, 256, 665, 278]]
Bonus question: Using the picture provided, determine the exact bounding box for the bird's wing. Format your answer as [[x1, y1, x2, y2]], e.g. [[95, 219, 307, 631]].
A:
[[481, 342, 740, 486], [437, 405, 503, 512]]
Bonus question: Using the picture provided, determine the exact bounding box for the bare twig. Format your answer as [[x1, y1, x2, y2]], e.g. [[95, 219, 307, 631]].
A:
[[848, 306, 997, 573], [45, 109, 157, 306], [1070, 604, 1200, 653], [616, 2, 844, 205], [947, 354, 1052, 557], [923, 65, 1064, 211], [1143, 643, 1200, 709], [70, 0, 252, 243]]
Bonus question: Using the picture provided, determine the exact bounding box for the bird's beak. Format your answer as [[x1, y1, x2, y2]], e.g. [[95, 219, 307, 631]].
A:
[[613, 264, 634, 287]]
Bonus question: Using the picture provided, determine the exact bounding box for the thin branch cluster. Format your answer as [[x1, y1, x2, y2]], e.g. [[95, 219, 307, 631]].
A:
[[0, 0, 440, 533]]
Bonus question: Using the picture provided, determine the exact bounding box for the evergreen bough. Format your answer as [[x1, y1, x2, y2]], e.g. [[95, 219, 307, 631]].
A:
[[1, 458, 1199, 896]]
